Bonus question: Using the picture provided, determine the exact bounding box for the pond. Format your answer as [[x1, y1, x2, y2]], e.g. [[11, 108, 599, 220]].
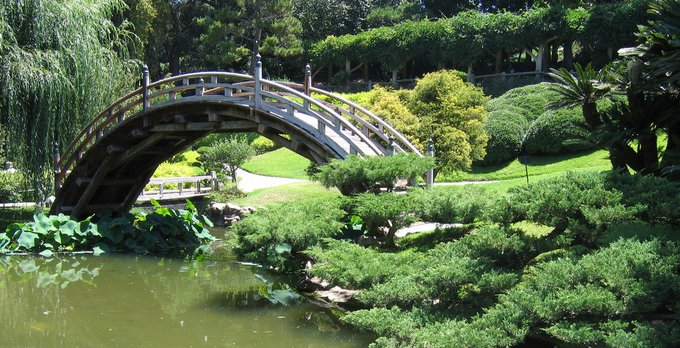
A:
[[0, 245, 371, 347]]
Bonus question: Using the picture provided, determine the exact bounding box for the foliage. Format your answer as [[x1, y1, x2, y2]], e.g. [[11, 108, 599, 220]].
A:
[[0, 171, 25, 203], [201, 135, 255, 183], [206, 182, 247, 203], [0, 200, 214, 255], [348, 193, 419, 247], [409, 70, 489, 173], [314, 154, 434, 195], [0, 0, 136, 201], [396, 239, 680, 348], [250, 136, 278, 154], [308, 239, 421, 288], [408, 186, 489, 224], [523, 107, 592, 154], [149, 162, 200, 190], [197, 0, 303, 70], [230, 197, 346, 272], [481, 113, 528, 165], [482, 83, 595, 164], [361, 87, 422, 150]]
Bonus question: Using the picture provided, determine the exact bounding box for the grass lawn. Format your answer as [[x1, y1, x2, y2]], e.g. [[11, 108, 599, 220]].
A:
[[438, 150, 612, 182], [241, 148, 311, 179], [230, 181, 340, 207]]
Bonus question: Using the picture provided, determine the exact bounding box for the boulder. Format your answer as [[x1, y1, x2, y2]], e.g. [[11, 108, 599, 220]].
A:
[[205, 202, 256, 227]]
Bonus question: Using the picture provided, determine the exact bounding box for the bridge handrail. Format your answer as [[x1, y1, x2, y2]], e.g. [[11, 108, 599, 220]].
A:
[[56, 72, 256, 185], [279, 82, 422, 156], [258, 79, 385, 156], [55, 70, 422, 190]]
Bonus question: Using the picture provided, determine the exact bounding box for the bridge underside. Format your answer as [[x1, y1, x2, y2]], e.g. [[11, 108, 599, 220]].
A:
[[51, 102, 338, 218]]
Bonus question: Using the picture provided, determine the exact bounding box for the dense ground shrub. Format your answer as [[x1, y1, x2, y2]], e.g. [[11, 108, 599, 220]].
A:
[[523, 107, 592, 154], [314, 154, 434, 195], [230, 197, 346, 272], [230, 169, 680, 347], [408, 186, 489, 224], [308, 239, 421, 288], [348, 193, 419, 247], [397, 239, 680, 348]]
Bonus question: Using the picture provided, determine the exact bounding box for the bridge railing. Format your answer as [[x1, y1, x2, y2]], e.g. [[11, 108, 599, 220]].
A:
[[139, 172, 218, 199], [55, 63, 422, 191]]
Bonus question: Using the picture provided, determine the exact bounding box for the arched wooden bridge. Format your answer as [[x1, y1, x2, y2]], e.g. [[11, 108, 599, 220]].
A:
[[51, 62, 421, 218]]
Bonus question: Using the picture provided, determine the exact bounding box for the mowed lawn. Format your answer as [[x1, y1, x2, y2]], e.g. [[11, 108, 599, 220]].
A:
[[240, 148, 311, 179], [438, 149, 612, 182]]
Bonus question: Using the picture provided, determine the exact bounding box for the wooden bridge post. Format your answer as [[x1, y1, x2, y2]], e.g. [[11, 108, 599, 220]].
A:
[[53, 142, 61, 193], [142, 64, 150, 111], [254, 54, 262, 108], [425, 138, 435, 188], [387, 137, 396, 156], [304, 63, 312, 96], [210, 171, 218, 191]]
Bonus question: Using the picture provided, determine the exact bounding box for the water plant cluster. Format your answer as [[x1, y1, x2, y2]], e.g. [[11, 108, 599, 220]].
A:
[[0, 200, 214, 256], [229, 169, 680, 347]]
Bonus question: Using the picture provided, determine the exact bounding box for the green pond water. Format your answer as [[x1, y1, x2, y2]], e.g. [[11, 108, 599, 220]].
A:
[[0, 247, 371, 347]]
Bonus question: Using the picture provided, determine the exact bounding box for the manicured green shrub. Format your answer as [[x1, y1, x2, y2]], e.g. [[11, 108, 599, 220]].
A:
[[308, 239, 421, 288], [250, 135, 278, 154], [150, 162, 200, 190], [485, 83, 559, 122], [488, 172, 639, 246], [409, 70, 489, 173], [314, 154, 434, 195], [604, 172, 680, 225], [480, 111, 528, 165], [349, 193, 419, 247], [409, 186, 489, 224], [355, 232, 519, 311], [523, 107, 593, 154], [403, 239, 680, 348], [344, 238, 680, 348], [230, 197, 346, 272]]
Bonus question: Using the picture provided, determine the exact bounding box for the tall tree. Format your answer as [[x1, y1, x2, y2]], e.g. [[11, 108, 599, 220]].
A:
[[198, 0, 303, 72], [0, 0, 136, 201]]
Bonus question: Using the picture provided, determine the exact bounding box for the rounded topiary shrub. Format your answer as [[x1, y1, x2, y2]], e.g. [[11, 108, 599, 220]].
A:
[[523, 107, 593, 155], [480, 110, 529, 165], [486, 83, 559, 122]]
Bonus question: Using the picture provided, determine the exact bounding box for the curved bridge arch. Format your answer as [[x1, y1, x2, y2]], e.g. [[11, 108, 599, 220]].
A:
[[51, 68, 421, 218]]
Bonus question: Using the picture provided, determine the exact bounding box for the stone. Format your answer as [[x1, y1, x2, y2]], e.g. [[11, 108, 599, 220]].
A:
[[316, 286, 358, 304], [205, 201, 256, 227]]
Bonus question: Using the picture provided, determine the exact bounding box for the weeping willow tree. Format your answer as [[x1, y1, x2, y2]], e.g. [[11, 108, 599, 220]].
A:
[[0, 0, 137, 203]]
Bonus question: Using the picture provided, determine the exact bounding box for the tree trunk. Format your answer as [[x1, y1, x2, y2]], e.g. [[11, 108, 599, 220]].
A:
[[563, 40, 574, 70], [391, 69, 398, 87], [328, 64, 333, 82], [494, 50, 503, 74], [345, 57, 351, 83], [169, 9, 182, 76], [535, 44, 545, 73], [638, 132, 659, 175], [661, 126, 680, 175], [363, 62, 369, 81], [582, 102, 601, 130]]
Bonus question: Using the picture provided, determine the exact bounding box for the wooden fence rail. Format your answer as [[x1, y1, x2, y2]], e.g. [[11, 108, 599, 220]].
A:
[[139, 171, 218, 199]]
